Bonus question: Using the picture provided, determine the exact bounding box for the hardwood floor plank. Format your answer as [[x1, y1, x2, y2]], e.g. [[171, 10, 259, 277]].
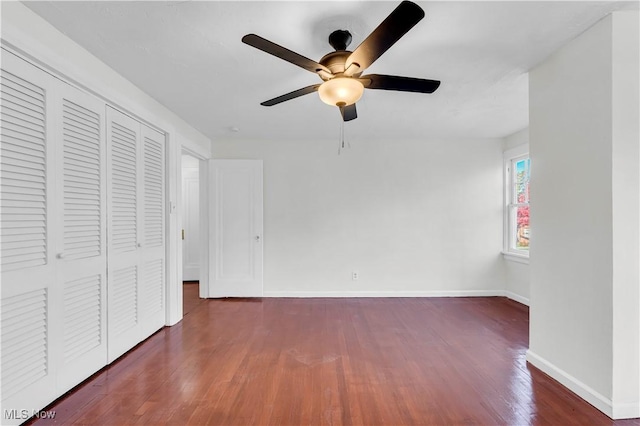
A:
[[27, 293, 640, 426]]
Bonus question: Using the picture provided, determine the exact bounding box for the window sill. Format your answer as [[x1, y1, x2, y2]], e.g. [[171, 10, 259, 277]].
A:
[[502, 251, 530, 265]]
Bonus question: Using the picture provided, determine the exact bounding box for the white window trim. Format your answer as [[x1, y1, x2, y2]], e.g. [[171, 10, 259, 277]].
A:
[[503, 144, 530, 264], [502, 251, 530, 264]]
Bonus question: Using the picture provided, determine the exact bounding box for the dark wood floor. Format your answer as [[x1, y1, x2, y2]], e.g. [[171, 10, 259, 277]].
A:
[[29, 285, 640, 425], [183, 281, 206, 316]]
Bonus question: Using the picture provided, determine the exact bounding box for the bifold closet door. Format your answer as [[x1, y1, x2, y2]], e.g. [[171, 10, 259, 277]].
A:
[[107, 107, 166, 362], [53, 82, 107, 392], [106, 107, 141, 361], [1, 50, 109, 419], [0, 50, 58, 419], [139, 125, 166, 338], [1, 50, 165, 419]]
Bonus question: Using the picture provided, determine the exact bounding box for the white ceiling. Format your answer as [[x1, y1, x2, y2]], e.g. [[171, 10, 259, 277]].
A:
[[24, 1, 638, 142]]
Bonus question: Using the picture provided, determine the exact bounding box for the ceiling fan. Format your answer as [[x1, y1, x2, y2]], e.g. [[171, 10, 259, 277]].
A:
[[241, 0, 440, 122]]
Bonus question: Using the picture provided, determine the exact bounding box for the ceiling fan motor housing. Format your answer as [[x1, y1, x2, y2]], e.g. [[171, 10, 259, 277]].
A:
[[320, 30, 362, 79], [319, 51, 353, 78], [328, 29, 352, 50]]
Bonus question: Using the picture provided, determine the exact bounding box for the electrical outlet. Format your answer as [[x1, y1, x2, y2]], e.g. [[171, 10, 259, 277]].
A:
[[352, 271, 359, 280]]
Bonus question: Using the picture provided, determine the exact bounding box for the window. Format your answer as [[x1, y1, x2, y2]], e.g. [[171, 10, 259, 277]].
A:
[[504, 146, 530, 261]]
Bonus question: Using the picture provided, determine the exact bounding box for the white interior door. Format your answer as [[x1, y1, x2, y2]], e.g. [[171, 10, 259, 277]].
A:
[[54, 79, 108, 392], [139, 124, 166, 338], [0, 50, 58, 420], [106, 107, 166, 362], [106, 107, 141, 361], [209, 160, 263, 297], [182, 164, 199, 281]]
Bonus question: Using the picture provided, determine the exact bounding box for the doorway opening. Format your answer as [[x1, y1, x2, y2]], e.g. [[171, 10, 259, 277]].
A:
[[181, 153, 200, 281], [180, 151, 205, 314]]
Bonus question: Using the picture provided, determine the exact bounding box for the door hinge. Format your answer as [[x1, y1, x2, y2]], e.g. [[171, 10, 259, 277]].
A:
[[182, 229, 185, 240]]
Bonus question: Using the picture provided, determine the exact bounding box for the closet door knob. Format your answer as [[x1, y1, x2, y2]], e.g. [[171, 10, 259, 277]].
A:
[[56, 253, 66, 259]]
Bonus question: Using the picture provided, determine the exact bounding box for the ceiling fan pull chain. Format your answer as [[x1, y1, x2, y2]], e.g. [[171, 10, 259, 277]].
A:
[[338, 120, 345, 155]]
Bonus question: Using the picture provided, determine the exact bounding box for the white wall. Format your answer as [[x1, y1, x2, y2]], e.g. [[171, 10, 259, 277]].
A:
[[1, 2, 212, 325], [502, 128, 530, 304], [610, 10, 640, 419], [528, 11, 639, 419], [213, 137, 505, 296]]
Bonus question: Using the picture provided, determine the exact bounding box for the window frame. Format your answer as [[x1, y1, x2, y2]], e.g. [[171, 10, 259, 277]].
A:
[[503, 145, 530, 263]]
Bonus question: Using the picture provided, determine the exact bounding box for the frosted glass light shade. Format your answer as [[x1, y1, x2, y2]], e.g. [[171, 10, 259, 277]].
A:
[[318, 77, 364, 106]]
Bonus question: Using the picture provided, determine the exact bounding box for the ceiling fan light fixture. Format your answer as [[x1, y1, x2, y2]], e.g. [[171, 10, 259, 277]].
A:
[[318, 77, 364, 107], [243, 1, 438, 121]]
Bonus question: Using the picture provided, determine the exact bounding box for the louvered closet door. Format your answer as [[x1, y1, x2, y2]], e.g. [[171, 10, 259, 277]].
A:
[[53, 83, 107, 391], [139, 125, 166, 338], [106, 108, 166, 361], [106, 107, 142, 362], [0, 51, 57, 419]]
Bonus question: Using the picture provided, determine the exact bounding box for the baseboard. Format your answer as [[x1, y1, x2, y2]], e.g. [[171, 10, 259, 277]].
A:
[[612, 402, 640, 419], [264, 290, 508, 298], [502, 290, 530, 306], [526, 350, 614, 418], [263, 289, 531, 306]]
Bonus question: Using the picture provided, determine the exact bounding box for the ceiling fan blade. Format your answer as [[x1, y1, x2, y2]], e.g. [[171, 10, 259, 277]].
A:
[[260, 84, 321, 106], [242, 34, 332, 76], [360, 74, 440, 93], [339, 104, 358, 121], [344, 1, 425, 76]]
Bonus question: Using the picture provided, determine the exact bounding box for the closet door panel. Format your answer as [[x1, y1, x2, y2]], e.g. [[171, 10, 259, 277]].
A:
[[54, 83, 107, 391], [106, 107, 142, 362], [0, 51, 57, 423], [139, 125, 166, 337]]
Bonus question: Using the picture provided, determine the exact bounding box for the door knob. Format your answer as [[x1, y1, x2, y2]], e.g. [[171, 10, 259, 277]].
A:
[[255, 235, 261, 242]]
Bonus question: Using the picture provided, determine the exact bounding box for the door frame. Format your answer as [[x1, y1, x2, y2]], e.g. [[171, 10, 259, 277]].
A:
[[179, 147, 210, 299], [180, 157, 200, 282]]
